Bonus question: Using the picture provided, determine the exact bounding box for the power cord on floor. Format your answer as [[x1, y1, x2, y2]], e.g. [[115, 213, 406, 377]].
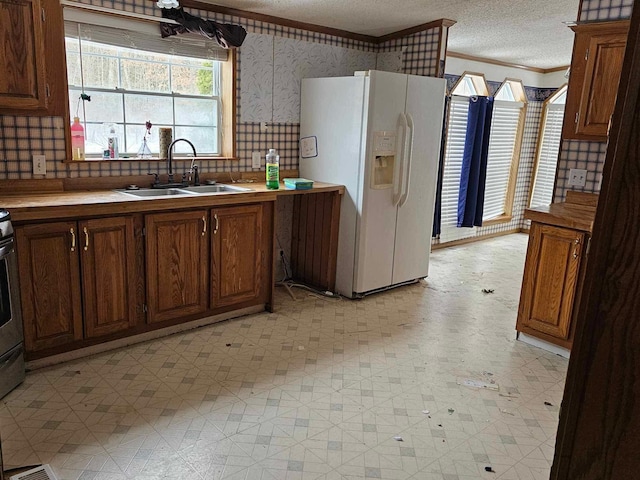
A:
[[274, 235, 340, 300], [276, 280, 342, 301]]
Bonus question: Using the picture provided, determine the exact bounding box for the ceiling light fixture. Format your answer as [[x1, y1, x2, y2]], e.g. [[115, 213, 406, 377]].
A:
[[157, 0, 179, 9]]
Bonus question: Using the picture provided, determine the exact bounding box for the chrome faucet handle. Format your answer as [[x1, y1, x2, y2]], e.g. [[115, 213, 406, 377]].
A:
[[188, 156, 198, 173]]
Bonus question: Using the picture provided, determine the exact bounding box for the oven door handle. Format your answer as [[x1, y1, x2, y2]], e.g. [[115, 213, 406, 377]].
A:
[[0, 240, 15, 259]]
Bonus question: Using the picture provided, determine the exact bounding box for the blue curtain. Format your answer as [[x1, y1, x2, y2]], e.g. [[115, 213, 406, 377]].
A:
[[432, 96, 450, 237], [457, 96, 493, 228]]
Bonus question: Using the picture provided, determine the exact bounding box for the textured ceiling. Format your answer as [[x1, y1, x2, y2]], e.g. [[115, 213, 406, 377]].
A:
[[196, 0, 580, 69]]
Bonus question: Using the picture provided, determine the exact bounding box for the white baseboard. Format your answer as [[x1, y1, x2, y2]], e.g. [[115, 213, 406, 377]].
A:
[[517, 332, 570, 359]]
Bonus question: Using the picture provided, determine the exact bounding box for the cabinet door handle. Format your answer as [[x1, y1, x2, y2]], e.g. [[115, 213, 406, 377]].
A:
[[214, 214, 219, 234], [70, 227, 76, 252], [573, 238, 580, 259], [202, 216, 207, 236], [83, 227, 89, 251]]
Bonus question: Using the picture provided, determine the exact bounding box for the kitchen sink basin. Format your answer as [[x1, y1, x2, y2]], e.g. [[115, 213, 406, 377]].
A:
[[115, 184, 253, 198], [115, 188, 197, 197], [180, 184, 253, 193]]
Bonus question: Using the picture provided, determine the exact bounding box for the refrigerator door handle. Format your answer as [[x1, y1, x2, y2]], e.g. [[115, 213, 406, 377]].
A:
[[399, 113, 414, 207], [393, 113, 407, 206]]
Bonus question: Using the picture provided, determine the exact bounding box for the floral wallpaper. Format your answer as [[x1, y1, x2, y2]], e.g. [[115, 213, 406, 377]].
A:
[[240, 34, 275, 123], [376, 50, 405, 73], [240, 35, 376, 123]]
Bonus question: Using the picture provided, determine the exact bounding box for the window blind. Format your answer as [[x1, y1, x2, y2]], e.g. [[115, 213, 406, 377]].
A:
[[64, 8, 228, 62], [530, 104, 565, 207], [483, 100, 523, 221], [440, 97, 470, 228]]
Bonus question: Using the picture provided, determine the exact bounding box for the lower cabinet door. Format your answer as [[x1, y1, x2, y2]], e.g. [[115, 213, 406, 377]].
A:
[[518, 223, 586, 340], [211, 204, 263, 308], [145, 210, 209, 323], [80, 216, 137, 338], [16, 222, 83, 352]]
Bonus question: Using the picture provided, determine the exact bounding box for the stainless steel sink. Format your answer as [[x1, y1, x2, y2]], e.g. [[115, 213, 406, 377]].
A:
[[115, 188, 198, 198], [180, 184, 253, 193], [115, 184, 253, 198]]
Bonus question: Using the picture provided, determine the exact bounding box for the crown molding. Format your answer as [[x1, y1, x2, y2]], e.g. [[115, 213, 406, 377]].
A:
[[447, 51, 570, 74]]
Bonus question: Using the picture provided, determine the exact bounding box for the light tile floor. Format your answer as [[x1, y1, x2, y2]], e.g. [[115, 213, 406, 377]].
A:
[[0, 233, 567, 480]]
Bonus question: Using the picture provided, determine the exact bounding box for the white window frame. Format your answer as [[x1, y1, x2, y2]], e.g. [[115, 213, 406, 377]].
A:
[[529, 85, 568, 207], [482, 79, 528, 223], [62, 5, 234, 160]]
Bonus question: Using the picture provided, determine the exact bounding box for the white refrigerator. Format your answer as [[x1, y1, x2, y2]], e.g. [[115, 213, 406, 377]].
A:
[[299, 70, 446, 298]]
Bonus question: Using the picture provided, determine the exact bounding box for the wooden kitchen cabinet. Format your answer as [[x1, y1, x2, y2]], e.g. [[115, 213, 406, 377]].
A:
[[211, 204, 264, 308], [16, 216, 139, 352], [0, 0, 47, 110], [516, 222, 587, 348], [5, 187, 340, 359], [563, 20, 629, 141], [15, 221, 83, 352], [145, 210, 209, 323], [80, 217, 137, 338]]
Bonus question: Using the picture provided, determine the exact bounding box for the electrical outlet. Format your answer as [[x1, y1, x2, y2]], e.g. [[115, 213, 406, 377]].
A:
[[32, 154, 46, 175], [568, 168, 587, 187], [252, 151, 261, 169]]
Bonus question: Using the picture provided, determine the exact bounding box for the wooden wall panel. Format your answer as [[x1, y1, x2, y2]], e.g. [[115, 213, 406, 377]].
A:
[[290, 191, 340, 291]]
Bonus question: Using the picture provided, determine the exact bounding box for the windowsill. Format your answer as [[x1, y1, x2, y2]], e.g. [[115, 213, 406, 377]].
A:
[[482, 215, 513, 227], [63, 156, 239, 163]]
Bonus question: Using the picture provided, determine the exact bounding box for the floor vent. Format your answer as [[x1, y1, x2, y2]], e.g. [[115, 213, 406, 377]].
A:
[[10, 465, 58, 480]]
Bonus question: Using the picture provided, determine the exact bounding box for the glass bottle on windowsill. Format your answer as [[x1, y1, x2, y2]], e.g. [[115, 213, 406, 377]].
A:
[[71, 117, 85, 161], [137, 138, 152, 159]]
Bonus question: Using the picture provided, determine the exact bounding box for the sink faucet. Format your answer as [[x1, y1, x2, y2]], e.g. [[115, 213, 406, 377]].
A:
[[188, 157, 200, 186], [167, 138, 197, 184]]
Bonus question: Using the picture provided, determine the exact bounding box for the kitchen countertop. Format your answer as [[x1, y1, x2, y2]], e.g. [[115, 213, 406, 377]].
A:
[[3, 182, 345, 222], [525, 202, 597, 232]]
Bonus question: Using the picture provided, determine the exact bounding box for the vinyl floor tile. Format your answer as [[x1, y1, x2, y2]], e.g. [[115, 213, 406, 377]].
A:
[[0, 234, 567, 479]]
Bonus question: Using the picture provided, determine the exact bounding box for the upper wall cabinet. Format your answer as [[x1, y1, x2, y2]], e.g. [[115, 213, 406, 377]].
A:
[[563, 20, 630, 141], [0, 0, 47, 110], [0, 0, 68, 115]]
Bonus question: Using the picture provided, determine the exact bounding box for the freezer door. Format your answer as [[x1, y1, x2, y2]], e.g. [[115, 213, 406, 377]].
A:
[[391, 75, 446, 285], [299, 76, 368, 296], [354, 71, 409, 294]]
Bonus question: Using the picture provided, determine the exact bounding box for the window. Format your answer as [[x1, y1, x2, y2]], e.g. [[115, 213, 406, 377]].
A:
[[438, 75, 526, 240], [530, 85, 567, 207], [440, 97, 471, 229], [64, 8, 232, 158], [482, 79, 527, 221], [439, 73, 490, 238]]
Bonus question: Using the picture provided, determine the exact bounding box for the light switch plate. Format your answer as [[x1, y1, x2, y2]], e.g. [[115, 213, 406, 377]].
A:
[[32, 154, 46, 175], [568, 168, 587, 187], [252, 151, 261, 169]]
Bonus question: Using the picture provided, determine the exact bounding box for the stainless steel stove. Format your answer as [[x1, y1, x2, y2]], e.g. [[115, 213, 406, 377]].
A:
[[0, 209, 25, 400]]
